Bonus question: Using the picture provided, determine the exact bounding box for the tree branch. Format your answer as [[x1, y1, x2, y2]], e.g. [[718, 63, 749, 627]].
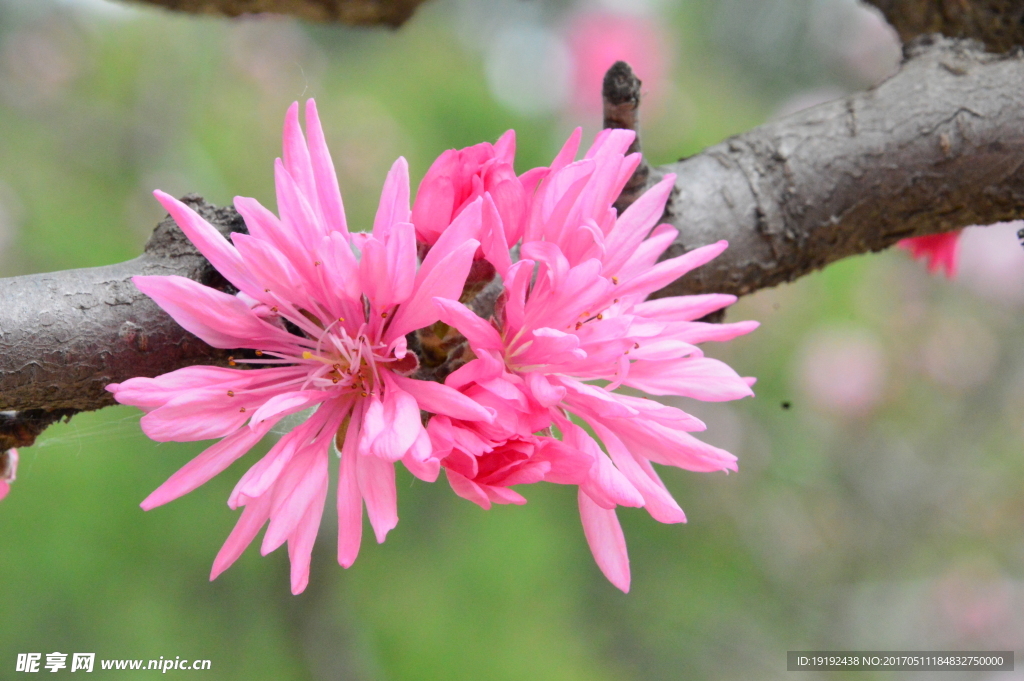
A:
[[0, 197, 244, 448], [128, 0, 428, 26], [658, 36, 1024, 297], [2, 36, 1023, 444]]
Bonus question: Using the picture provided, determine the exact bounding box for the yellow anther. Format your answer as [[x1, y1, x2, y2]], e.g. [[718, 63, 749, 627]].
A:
[[302, 351, 313, 360], [227, 390, 235, 397], [239, 407, 246, 413]]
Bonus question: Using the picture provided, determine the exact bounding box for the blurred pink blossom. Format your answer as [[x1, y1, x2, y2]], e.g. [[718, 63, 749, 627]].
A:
[[898, 232, 961, 278], [957, 222, 1024, 307], [0, 448, 18, 502], [565, 11, 669, 116], [798, 327, 887, 417], [934, 566, 1015, 643]]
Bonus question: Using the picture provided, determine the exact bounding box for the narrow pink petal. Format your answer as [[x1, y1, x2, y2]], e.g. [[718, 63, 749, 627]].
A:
[[533, 438, 594, 485], [275, 158, 324, 250], [109, 365, 305, 411], [411, 149, 457, 244], [230, 403, 337, 507], [444, 352, 505, 390], [356, 451, 398, 543], [140, 391, 251, 442], [493, 129, 516, 163], [433, 298, 504, 351], [233, 195, 296, 258], [624, 357, 755, 401], [633, 294, 738, 321], [358, 395, 385, 454], [141, 427, 264, 510], [373, 157, 411, 237], [317, 231, 362, 303], [391, 373, 495, 422], [403, 440, 440, 482], [548, 127, 582, 175], [557, 416, 643, 509], [386, 238, 480, 339], [593, 422, 686, 524], [386, 221, 417, 304], [485, 485, 528, 505], [480, 192, 514, 276], [282, 101, 319, 221], [262, 445, 329, 555], [446, 469, 492, 509], [616, 241, 729, 300], [338, 403, 364, 568], [229, 232, 307, 303], [286, 479, 327, 595], [602, 175, 676, 274], [305, 100, 348, 234], [668, 319, 760, 344], [247, 391, 329, 436], [368, 384, 423, 462], [616, 224, 679, 280], [132, 275, 294, 351], [153, 191, 255, 295], [524, 371, 567, 407], [210, 492, 273, 581], [0, 480, 9, 501], [583, 127, 634, 160], [518, 166, 548, 196], [359, 238, 393, 311], [608, 417, 738, 473], [579, 490, 630, 593], [416, 197, 482, 282]]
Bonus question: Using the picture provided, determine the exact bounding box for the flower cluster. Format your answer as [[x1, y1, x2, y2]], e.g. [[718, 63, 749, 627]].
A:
[[109, 100, 756, 594]]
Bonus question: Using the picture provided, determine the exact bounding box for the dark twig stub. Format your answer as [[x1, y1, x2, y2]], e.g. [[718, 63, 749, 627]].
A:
[[603, 61, 651, 214]]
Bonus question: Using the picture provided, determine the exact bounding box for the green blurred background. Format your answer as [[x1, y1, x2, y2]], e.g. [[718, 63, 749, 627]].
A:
[[2, 0, 1023, 679]]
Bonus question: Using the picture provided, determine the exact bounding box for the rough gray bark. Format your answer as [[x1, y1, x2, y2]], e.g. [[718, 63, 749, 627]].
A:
[[129, 0, 428, 26], [0, 197, 244, 449], [658, 35, 1024, 297]]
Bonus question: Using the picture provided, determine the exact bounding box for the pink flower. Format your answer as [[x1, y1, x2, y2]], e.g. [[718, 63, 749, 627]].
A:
[[436, 129, 758, 592], [108, 100, 494, 594], [898, 231, 961, 278], [0, 448, 18, 501], [411, 131, 538, 249]]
